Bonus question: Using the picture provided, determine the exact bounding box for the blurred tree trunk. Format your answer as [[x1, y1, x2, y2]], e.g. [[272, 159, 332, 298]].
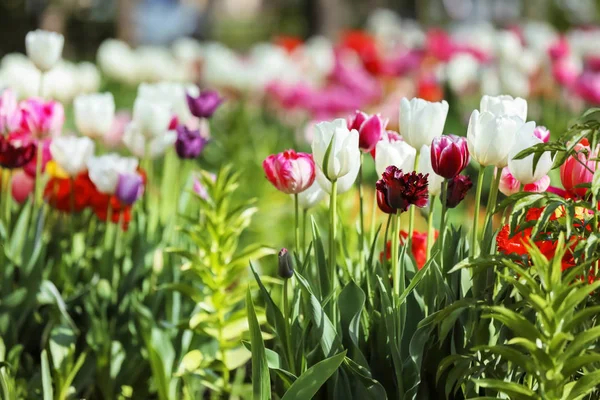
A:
[[116, 0, 137, 44], [306, 0, 346, 39]]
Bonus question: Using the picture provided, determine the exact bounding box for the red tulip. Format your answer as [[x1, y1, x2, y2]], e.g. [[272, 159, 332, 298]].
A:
[[376, 166, 429, 213], [263, 150, 315, 194], [430, 135, 469, 179], [0, 132, 36, 169], [380, 230, 439, 269]]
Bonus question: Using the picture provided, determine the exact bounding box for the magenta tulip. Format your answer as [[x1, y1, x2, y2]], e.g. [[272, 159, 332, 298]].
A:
[[533, 126, 550, 143], [347, 110, 387, 153], [263, 150, 315, 194], [430, 134, 469, 179]]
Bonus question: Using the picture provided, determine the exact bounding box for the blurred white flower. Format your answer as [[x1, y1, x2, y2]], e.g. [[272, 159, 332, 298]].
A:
[[446, 53, 480, 93], [138, 82, 193, 123], [76, 62, 101, 93], [122, 121, 176, 159], [50, 136, 95, 177], [97, 39, 138, 85], [25, 30, 64, 72], [87, 153, 138, 194], [74, 93, 115, 138]]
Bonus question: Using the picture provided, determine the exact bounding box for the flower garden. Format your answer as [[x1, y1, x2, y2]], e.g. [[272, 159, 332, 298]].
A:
[[2, 8, 600, 400]]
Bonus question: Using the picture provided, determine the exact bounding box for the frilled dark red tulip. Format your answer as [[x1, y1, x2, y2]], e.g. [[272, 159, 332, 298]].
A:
[[377, 188, 395, 214], [0, 132, 36, 169], [186, 90, 223, 119], [446, 174, 473, 208], [430, 134, 469, 179], [376, 166, 429, 213]]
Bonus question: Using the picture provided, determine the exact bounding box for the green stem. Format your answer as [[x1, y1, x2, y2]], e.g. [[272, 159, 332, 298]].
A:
[[439, 180, 448, 271], [391, 211, 401, 297], [482, 167, 502, 245], [294, 194, 300, 258], [369, 188, 377, 245], [407, 153, 420, 247], [426, 195, 436, 261], [34, 142, 43, 208], [301, 208, 307, 257], [471, 165, 486, 258], [358, 153, 365, 270], [329, 180, 338, 316], [282, 279, 295, 374]]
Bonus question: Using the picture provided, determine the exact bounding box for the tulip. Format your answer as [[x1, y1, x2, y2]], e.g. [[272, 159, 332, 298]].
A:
[[104, 111, 130, 148], [446, 175, 473, 208], [122, 121, 177, 159], [311, 118, 360, 194], [175, 125, 209, 159], [263, 150, 315, 195], [297, 180, 326, 210], [23, 139, 51, 177], [560, 141, 597, 197], [186, 89, 223, 119], [50, 136, 95, 177], [277, 248, 294, 279], [19, 98, 64, 139], [132, 97, 173, 138], [376, 166, 429, 213], [370, 130, 401, 159], [115, 172, 144, 205], [479, 95, 527, 120], [377, 188, 395, 214], [76, 62, 102, 94], [25, 30, 64, 72], [399, 97, 449, 150], [0, 89, 22, 133], [508, 129, 553, 185], [87, 153, 138, 194], [467, 110, 528, 168], [499, 167, 550, 196], [11, 170, 34, 203], [138, 82, 195, 123], [374, 139, 416, 177], [430, 135, 469, 179], [347, 110, 387, 152], [418, 145, 444, 196], [74, 93, 115, 138], [0, 132, 36, 169], [533, 126, 550, 143]]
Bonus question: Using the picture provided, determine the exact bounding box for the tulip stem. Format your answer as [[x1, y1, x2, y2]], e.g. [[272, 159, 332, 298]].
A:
[[482, 167, 502, 246], [294, 194, 300, 258], [1, 169, 11, 226], [407, 153, 420, 248], [426, 195, 436, 261], [369, 188, 378, 245], [302, 208, 307, 257], [282, 278, 295, 374], [439, 180, 448, 271], [391, 211, 402, 298], [34, 142, 43, 209], [358, 153, 365, 271], [329, 180, 338, 316], [471, 165, 485, 257]]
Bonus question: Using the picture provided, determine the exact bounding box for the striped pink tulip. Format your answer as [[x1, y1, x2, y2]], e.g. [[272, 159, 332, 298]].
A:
[[263, 150, 315, 194]]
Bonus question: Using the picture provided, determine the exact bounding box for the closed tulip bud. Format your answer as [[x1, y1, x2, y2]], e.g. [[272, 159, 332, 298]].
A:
[[480, 94, 527, 120], [50, 136, 95, 177], [560, 140, 597, 198], [499, 167, 550, 196], [87, 153, 138, 194], [376, 166, 429, 213], [263, 150, 315, 194], [347, 110, 387, 153], [25, 30, 64, 72], [11, 170, 35, 204], [311, 118, 360, 194], [467, 110, 527, 168], [399, 97, 449, 150], [74, 93, 115, 138], [186, 89, 223, 119], [278, 248, 294, 279], [115, 172, 144, 205], [175, 125, 209, 159], [430, 135, 469, 179], [446, 175, 473, 208], [508, 128, 553, 185]]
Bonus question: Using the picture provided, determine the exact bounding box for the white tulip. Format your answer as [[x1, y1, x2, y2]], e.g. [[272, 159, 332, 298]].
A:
[[399, 98, 449, 150], [74, 93, 115, 138], [480, 94, 528, 120], [508, 128, 553, 185], [374, 140, 416, 177], [122, 121, 176, 159], [496, 31, 523, 64], [50, 136, 95, 177], [467, 110, 529, 168], [296, 180, 326, 210], [132, 97, 172, 138], [418, 145, 444, 196], [97, 39, 137, 85], [77, 62, 101, 93], [446, 53, 480, 93], [25, 30, 64, 72], [311, 118, 360, 194], [87, 153, 138, 194], [138, 82, 193, 123], [0, 54, 41, 98]]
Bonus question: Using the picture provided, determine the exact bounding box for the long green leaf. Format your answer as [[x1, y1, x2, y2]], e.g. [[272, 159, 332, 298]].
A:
[[247, 289, 271, 400], [280, 351, 347, 400]]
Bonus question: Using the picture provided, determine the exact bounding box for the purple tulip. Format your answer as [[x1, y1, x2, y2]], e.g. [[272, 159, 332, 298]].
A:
[[116, 173, 144, 205], [175, 125, 209, 159], [186, 90, 223, 119], [430, 135, 469, 179]]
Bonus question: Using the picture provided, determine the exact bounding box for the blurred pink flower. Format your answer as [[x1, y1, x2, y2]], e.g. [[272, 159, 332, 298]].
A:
[[11, 170, 35, 203], [548, 37, 569, 61], [0, 89, 22, 133], [553, 58, 581, 87], [104, 111, 131, 148], [574, 72, 600, 104], [533, 126, 550, 143], [263, 150, 315, 194], [18, 98, 64, 139], [23, 138, 52, 177], [499, 167, 550, 196]]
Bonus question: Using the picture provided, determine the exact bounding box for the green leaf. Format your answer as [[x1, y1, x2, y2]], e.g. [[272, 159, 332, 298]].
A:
[[247, 289, 271, 400], [41, 350, 53, 400], [566, 369, 600, 399], [280, 351, 347, 400], [338, 281, 368, 367], [474, 379, 538, 399]]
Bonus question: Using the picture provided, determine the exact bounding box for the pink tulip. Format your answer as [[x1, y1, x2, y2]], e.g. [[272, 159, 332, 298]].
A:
[[104, 111, 131, 148], [347, 110, 388, 153], [533, 126, 550, 143], [574, 72, 600, 104], [23, 138, 52, 177], [0, 89, 22, 133], [263, 150, 315, 194], [499, 167, 550, 196], [11, 170, 35, 203], [430, 135, 470, 179], [19, 98, 64, 139], [548, 37, 569, 61], [552, 58, 581, 87], [560, 141, 597, 197]]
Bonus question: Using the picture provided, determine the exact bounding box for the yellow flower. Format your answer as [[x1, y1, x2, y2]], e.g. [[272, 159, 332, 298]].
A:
[[45, 160, 68, 179]]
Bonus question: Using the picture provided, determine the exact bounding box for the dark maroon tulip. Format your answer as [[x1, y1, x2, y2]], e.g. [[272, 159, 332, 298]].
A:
[[446, 174, 473, 208], [0, 132, 36, 169], [116, 172, 144, 206], [175, 125, 209, 159], [186, 90, 223, 119], [278, 248, 294, 279], [348, 110, 387, 153], [430, 134, 469, 179], [376, 166, 429, 213], [377, 189, 395, 214]]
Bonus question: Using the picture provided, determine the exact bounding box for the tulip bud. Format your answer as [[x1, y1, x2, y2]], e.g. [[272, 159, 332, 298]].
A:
[[348, 110, 387, 153], [560, 141, 597, 198], [115, 172, 144, 205], [430, 135, 470, 179], [263, 150, 316, 194], [175, 125, 209, 159], [399, 97, 449, 150], [278, 248, 294, 279], [25, 30, 64, 72], [186, 89, 223, 119], [446, 175, 473, 208]]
